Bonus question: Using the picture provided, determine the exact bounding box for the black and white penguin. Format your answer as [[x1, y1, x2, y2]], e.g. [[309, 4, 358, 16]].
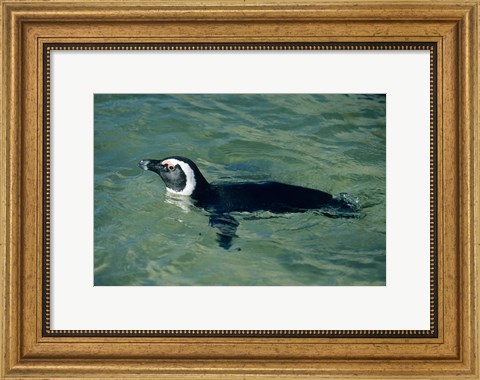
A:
[[139, 156, 358, 249]]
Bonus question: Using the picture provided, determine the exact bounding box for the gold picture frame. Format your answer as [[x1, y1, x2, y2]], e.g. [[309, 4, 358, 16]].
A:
[[1, 0, 478, 378]]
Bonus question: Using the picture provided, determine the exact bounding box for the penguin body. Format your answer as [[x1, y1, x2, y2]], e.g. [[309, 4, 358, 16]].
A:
[[194, 181, 335, 214], [139, 156, 357, 249]]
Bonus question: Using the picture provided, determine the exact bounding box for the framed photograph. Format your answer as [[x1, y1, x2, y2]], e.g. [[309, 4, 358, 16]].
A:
[[1, 0, 478, 378]]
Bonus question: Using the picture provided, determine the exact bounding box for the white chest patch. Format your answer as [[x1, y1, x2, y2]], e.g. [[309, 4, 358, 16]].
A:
[[162, 158, 197, 196]]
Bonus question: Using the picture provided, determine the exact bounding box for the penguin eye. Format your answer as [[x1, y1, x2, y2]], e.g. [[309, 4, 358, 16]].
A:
[[168, 164, 175, 171]]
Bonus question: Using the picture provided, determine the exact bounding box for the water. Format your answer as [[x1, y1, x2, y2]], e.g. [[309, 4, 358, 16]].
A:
[[94, 94, 386, 286]]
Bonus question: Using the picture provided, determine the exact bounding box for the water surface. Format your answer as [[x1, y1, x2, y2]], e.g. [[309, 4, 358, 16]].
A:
[[94, 94, 386, 286]]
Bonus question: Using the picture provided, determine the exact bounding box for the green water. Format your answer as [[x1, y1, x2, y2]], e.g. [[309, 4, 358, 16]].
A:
[[94, 94, 386, 286]]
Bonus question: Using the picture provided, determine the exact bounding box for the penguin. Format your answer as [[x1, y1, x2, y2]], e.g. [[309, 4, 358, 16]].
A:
[[139, 156, 359, 249]]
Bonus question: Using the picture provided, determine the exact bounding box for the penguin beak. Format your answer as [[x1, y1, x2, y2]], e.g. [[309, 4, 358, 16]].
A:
[[138, 159, 161, 171], [138, 160, 151, 170]]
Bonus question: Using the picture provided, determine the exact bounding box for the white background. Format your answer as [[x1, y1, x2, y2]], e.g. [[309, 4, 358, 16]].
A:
[[51, 50, 431, 330]]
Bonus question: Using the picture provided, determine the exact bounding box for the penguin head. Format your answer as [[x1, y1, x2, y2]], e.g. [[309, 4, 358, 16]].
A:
[[138, 156, 208, 196]]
